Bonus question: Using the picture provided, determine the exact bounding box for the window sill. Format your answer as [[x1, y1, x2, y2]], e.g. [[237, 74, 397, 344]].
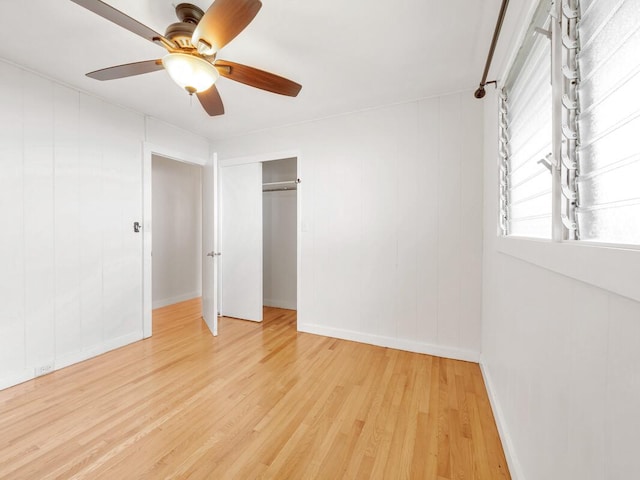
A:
[[496, 236, 640, 302]]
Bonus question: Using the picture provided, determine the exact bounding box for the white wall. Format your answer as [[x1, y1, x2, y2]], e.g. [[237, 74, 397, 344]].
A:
[[0, 59, 210, 390], [481, 82, 640, 480], [152, 155, 202, 309], [263, 158, 297, 310], [215, 92, 484, 361]]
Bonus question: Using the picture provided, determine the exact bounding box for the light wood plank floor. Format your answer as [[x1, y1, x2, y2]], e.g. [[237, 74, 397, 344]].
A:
[[0, 298, 510, 479]]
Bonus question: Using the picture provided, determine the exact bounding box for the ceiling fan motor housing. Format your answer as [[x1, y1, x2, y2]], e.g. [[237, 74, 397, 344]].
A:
[[165, 4, 205, 49], [165, 22, 196, 48], [175, 3, 204, 24]]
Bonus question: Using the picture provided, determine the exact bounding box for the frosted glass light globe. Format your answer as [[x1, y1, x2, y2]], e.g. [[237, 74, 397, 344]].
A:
[[162, 53, 219, 94]]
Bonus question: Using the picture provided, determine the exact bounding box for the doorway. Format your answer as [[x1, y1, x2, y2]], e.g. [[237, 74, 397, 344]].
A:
[[151, 155, 202, 310], [142, 145, 217, 339]]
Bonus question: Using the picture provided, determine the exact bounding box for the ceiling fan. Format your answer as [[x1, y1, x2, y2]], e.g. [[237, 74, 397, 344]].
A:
[[70, 0, 302, 116]]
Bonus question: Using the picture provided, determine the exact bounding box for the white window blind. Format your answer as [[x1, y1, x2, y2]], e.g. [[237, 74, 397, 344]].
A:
[[576, 0, 640, 244], [502, 5, 553, 238]]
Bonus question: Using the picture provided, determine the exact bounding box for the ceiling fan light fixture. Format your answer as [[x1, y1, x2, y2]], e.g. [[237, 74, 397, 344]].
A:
[[162, 53, 219, 94]]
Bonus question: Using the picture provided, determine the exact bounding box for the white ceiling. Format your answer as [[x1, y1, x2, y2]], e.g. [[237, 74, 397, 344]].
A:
[[0, 0, 505, 141]]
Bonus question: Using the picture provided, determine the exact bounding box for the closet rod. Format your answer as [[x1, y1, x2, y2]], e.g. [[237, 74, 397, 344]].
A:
[[262, 180, 297, 187], [263, 186, 297, 192]]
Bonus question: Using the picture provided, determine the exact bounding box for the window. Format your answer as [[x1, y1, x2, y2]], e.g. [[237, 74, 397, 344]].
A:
[[576, 0, 640, 244], [500, 1, 553, 238], [500, 0, 640, 246]]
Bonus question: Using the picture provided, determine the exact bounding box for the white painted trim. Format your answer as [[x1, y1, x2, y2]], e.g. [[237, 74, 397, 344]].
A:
[[56, 345, 104, 370], [295, 155, 303, 326], [102, 330, 145, 352], [0, 369, 34, 391], [143, 145, 152, 339], [153, 292, 202, 310], [219, 150, 300, 168], [144, 142, 208, 166], [479, 359, 526, 480], [57, 332, 143, 370], [298, 323, 480, 363], [263, 298, 297, 310], [0, 331, 144, 391], [496, 236, 640, 302]]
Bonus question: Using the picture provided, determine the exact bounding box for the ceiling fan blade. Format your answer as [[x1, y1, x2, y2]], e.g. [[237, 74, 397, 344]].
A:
[[215, 60, 302, 97], [197, 85, 225, 116], [192, 0, 262, 54], [87, 60, 164, 81], [70, 0, 164, 44]]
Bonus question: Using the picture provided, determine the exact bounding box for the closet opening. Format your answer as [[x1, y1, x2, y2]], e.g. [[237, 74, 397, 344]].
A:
[[262, 158, 298, 315], [218, 154, 299, 327]]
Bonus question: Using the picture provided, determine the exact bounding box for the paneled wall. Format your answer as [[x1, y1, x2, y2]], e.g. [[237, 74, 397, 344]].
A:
[[0, 59, 210, 390], [215, 92, 484, 361]]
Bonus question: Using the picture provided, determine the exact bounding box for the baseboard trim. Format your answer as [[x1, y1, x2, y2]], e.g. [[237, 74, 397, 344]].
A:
[[479, 358, 526, 480], [153, 292, 201, 310], [297, 323, 480, 362], [0, 368, 34, 391], [0, 331, 144, 392], [57, 331, 144, 370]]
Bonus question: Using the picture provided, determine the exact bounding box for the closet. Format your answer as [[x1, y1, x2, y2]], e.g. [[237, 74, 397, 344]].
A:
[[219, 157, 298, 322], [262, 158, 298, 310]]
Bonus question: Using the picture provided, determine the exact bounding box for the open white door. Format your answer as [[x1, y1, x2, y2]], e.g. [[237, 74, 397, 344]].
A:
[[220, 162, 263, 322], [202, 153, 219, 335]]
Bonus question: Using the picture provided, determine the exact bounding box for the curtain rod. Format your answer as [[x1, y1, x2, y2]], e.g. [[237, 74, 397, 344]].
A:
[[474, 0, 510, 99]]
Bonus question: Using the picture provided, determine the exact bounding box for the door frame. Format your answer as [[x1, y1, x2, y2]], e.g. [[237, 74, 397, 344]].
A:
[[142, 142, 208, 338], [218, 150, 302, 323]]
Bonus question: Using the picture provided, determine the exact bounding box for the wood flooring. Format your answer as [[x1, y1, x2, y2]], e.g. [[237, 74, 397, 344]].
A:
[[0, 298, 510, 479]]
